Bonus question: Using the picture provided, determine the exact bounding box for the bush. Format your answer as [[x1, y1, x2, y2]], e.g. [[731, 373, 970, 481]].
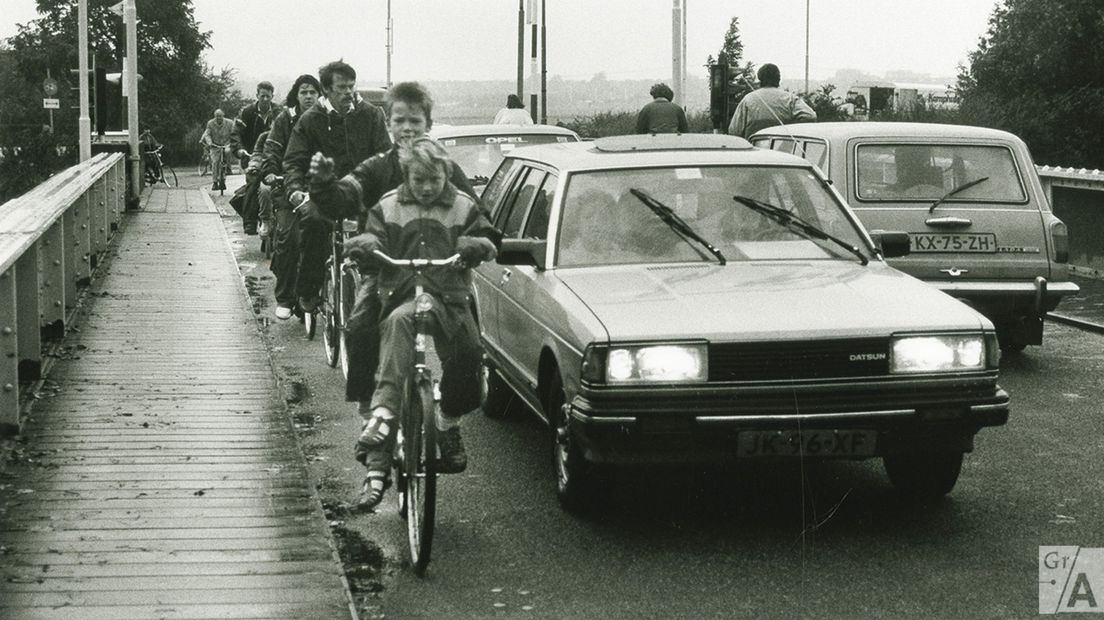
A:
[[560, 108, 715, 139], [0, 130, 75, 204]]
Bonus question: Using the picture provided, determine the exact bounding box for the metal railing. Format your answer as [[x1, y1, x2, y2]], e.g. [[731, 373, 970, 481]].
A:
[[0, 152, 126, 431]]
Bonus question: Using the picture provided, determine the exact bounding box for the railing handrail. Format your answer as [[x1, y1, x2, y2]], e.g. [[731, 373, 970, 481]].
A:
[[1036, 164, 1104, 184], [0, 153, 122, 275]]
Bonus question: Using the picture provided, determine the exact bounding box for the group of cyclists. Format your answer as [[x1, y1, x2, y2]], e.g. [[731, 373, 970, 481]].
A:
[[211, 61, 499, 523]]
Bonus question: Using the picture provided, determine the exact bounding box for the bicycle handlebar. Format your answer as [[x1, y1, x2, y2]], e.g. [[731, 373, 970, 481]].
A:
[[371, 250, 462, 268]]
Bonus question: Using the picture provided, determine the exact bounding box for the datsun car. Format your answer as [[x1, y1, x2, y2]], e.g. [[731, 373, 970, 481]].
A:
[[472, 134, 1010, 511], [750, 122, 1078, 352]]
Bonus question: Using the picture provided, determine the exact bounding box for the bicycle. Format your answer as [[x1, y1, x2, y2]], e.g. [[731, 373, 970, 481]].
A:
[[207, 144, 232, 194], [371, 249, 462, 576], [316, 214, 358, 363], [143, 146, 178, 187]]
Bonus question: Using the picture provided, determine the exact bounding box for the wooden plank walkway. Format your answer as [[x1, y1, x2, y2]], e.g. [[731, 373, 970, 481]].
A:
[[0, 187, 356, 619]]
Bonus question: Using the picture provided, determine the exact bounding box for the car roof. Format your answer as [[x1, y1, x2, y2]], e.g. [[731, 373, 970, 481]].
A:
[[503, 133, 810, 171], [750, 122, 1023, 143], [430, 123, 581, 139]]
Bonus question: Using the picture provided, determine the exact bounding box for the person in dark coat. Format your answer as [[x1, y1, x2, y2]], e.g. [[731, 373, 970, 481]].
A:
[[282, 60, 391, 312], [635, 83, 689, 134]]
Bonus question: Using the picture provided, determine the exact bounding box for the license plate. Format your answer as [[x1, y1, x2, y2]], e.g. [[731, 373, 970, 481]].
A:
[[909, 232, 996, 253], [736, 430, 877, 457]]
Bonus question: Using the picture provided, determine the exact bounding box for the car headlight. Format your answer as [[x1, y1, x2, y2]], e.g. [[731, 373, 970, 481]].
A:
[[600, 343, 708, 383], [890, 334, 987, 373]]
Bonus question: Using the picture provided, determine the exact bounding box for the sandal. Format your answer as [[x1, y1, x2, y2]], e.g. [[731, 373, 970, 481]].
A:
[[355, 471, 391, 512], [357, 413, 395, 448]]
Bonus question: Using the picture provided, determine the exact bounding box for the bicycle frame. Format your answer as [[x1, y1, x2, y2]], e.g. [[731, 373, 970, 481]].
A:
[[371, 249, 460, 576]]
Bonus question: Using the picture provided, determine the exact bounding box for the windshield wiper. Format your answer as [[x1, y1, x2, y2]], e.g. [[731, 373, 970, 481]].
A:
[[731, 195, 869, 266], [629, 188, 726, 265], [928, 176, 989, 213]]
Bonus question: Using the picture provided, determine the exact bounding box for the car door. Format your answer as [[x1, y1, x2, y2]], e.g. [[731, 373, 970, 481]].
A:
[[497, 170, 559, 384], [472, 158, 523, 355]]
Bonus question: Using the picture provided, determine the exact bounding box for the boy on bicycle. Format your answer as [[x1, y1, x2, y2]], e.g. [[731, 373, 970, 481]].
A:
[[316, 137, 496, 511]]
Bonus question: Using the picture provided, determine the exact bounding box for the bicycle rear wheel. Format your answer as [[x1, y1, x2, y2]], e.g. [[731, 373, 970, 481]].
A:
[[399, 376, 437, 576]]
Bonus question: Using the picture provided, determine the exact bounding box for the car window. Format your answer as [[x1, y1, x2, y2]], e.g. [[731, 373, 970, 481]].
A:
[[499, 168, 546, 238], [483, 158, 521, 222], [771, 139, 797, 154], [437, 132, 579, 180], [556, 165, 867, 267], [523, 173, 558, 240], [800, 140, 828, 172], [750, 137, 771, 149], [854, 143, 1028, 205]]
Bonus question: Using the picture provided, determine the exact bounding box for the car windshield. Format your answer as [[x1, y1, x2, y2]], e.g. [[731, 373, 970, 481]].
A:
[[855, 144, 1027, 204], [438, 133, 577, 181], [556, 165, 869, 267]]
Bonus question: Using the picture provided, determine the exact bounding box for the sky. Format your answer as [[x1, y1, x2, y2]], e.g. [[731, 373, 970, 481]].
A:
[[2, 0, 1001, 86]]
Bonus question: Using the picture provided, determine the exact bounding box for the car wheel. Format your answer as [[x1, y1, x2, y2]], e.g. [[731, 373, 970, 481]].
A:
[[883, 451, 964, 499], [547, 370, 598, 511], [480, 355, 515, 419]]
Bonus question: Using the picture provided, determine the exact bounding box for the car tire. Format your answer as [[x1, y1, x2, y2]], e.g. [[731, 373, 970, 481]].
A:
[[480, 355, 515, 419], [547, 370, 600, 512], [883, 451, 964, 499]]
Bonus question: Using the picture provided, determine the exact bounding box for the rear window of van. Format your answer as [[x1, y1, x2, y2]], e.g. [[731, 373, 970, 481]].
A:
[[855, 144, 1027, 204]]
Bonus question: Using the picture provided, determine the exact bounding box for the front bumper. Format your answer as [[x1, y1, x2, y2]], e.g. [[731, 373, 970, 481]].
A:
[[568, 377, 1010, 465], [932, 278, 1079, 313]]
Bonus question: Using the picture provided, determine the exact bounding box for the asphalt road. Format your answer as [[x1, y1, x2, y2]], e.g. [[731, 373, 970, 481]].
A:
[[209, 170, 1104, 619]]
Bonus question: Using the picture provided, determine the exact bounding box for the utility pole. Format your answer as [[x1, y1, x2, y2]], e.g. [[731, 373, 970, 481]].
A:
[[385, 0, 393, 87], [77, 0, 91, 161], [540, 0, 546, 124], [516, 0, 524, 99], [125, 0, 139, 204], [671, 0, 684, 104], [528, 0, 538, 123], [804, 0, 810, 93]]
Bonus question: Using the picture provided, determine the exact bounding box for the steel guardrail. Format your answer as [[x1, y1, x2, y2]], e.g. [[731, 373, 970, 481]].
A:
[[0, 152, 126, 431]]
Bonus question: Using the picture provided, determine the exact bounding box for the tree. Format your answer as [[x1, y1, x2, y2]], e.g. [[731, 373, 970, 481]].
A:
[[2, 0, 244, 164], [956, 0, 1104, 167], [708, 17, 757, 98]]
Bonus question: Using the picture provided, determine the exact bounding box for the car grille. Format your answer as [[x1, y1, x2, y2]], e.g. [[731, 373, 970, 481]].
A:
[[709, 338, 890, 382]]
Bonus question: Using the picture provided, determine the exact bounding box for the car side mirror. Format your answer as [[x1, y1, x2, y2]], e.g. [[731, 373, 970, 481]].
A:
[[497, 238, 547, 270], [870, 230, 911, 258]]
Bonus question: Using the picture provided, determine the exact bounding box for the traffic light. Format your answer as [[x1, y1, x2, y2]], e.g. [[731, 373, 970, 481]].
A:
[[709, 54, 731, 131], [94, 67, 109, 134]]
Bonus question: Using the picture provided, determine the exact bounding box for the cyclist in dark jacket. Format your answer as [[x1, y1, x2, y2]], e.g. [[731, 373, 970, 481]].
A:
[[283, 60, 391, 313], [260, 74, 322, 320]]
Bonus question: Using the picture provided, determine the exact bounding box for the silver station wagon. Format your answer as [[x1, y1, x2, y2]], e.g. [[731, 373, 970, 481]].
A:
[[430, 123, 581, 189], [750, 122, 1079, 352], [473, 134, 1010, 511]]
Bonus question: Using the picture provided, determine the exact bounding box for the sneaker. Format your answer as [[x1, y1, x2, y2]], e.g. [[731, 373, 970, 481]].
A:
[[274, 304, 293, 320], [354, 472, 390, 512], [436, 426, 468, 474]]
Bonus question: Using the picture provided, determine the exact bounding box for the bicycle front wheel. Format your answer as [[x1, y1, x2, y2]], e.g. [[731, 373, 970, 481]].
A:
[[321, 261, 339, 368], [164, 164, 178, 187], [401, 376, 437, 576]]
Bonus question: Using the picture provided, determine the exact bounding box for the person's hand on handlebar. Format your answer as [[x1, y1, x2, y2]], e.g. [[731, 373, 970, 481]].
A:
[[456, 236, 496, 267], [344, 233, 381, 270], [289, 190, 309, 209], [264, 173, 279, 186], [309, 152, 336, 184]]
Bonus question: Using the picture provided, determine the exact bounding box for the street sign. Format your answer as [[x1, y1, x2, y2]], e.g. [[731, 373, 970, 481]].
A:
[[43, 98, 60, 109], [43, 77, 58, 96]]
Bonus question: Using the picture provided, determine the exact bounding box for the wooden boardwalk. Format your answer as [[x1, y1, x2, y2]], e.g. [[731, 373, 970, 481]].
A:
[[0, 187, 355, 619]]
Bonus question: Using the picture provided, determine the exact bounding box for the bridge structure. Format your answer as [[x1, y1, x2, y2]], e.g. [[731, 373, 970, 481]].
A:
[[0, 153, 1102, 618], [0, 158, 356, 618]]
